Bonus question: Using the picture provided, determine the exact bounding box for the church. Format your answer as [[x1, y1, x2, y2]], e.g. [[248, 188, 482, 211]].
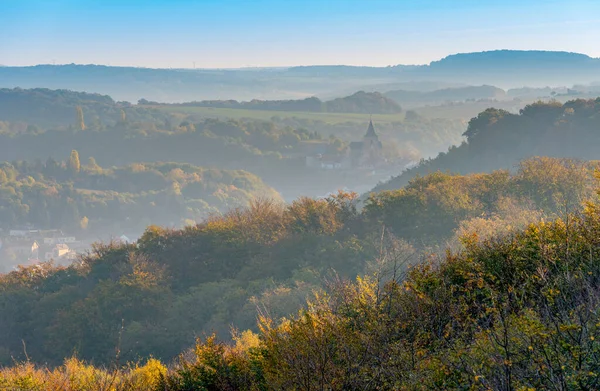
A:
[[349, 119, 384, 168], [303, 118, 385, 170]]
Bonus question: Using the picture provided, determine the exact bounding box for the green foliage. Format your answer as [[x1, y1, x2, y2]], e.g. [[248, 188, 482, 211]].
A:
[[239, 196, 600, 389], [0, 191, 365, 366], [365, 158, 597, 244], [0, 158, 280, 236], [0, 88, 170, 130], [375, 98, 600, 193], [2, 158, 598, 372]]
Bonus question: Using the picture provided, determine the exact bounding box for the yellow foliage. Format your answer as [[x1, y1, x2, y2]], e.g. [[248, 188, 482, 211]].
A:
[[0, 357, 167, 391], [232, 329, 260, 355]]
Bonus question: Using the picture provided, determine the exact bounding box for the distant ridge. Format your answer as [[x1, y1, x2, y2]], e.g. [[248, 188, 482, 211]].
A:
[[431, 50, 595, 65], [3, 50, 598, 71], [0, 50, 599, 102], [429, 50, 598, 73]]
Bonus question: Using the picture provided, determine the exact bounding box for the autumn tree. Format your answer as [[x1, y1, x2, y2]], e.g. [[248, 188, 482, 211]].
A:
[[80, 216, 89, 230], [86, 156, 101, 173], [68, 149, 81, 175], [76, 106, 86, 130]]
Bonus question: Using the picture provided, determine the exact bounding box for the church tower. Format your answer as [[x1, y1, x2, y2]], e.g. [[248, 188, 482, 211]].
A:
[[361, 118, 383, 168], [363, 118, 379, 145]]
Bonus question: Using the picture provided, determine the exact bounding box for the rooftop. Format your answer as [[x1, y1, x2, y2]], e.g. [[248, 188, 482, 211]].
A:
[[365, 119, 378, 138]]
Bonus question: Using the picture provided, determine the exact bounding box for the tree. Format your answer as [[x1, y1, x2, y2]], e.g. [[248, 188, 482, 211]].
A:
[[169, 181, 181, 196], [404, 110, 421, 121], [68, 150, 81, 175], [120, 109, 127, 124], [26, 124, 41, 134], [86, 157, 101, 173], [76, 106, 86, 131], [80, 216, 89, 230]]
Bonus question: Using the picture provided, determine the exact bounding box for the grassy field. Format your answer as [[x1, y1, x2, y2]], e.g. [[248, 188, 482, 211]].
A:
[[147, 102, 518, 122], [147, 105, 406, 124], [146, 95, 593, 123]]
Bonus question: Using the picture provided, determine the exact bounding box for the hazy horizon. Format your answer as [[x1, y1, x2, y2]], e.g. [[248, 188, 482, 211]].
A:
[[1, 0, 600, 68], [1, 48, 600, 70]]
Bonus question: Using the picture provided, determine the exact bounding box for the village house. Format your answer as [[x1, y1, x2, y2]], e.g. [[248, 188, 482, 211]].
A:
[[43, 243, 76, 263], [2, 227, 81, 267], [43, 235, 77, 246]]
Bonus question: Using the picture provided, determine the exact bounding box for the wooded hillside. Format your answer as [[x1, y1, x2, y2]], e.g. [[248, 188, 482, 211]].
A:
[[373, 98, 600, 194], [0, 157, 596, 369]]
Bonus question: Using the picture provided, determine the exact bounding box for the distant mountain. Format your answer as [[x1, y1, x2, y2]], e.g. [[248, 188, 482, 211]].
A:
[[424, 50, 600, 87], [285, 64, 419, 77], [1, 51, 599, 102], [431, 50, 596, 70]]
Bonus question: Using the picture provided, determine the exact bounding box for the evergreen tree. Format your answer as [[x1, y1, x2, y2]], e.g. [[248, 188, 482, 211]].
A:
[[44, 157, 61, 178]]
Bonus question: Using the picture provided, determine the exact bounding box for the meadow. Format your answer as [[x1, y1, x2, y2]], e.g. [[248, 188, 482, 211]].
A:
[[147, 105, 406, 124]]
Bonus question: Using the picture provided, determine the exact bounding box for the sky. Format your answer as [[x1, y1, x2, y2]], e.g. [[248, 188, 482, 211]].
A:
[[1, 0, 600, 68]]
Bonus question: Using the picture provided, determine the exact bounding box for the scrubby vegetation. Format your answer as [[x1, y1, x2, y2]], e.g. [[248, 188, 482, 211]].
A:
[[6, 90, 600, 390], [4, 162, 600, 389], [0, 157, 597, 377], [161, 193, 600, 390]]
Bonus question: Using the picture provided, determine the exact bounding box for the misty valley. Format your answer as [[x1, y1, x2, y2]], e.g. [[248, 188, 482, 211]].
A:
[[2, 11, 600, 387]]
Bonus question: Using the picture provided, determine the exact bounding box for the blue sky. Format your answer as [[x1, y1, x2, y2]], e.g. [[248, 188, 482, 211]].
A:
[[1, 0, 599, 68]]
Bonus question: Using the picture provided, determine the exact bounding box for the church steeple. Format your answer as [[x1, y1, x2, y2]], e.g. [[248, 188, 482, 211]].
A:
[[365, 117, 378, 139]]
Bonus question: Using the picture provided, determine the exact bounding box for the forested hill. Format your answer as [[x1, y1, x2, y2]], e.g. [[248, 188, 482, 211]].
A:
[[430, 50, 597, 71], [0, 88, 169, 129], [0, 157, 280, 240], [1, 157, 597, 369], [372, 98, 600, 194], [147, 91, 403, 114], [1, 51, 599, 102]]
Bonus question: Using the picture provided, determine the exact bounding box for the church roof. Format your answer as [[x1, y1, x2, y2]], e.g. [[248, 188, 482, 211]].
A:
[[365, 119, 378, 138]]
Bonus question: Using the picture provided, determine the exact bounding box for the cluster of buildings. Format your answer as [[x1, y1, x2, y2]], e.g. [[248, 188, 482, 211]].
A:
[[0, 228, 83, 268], [304, 119, 386, 170]]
